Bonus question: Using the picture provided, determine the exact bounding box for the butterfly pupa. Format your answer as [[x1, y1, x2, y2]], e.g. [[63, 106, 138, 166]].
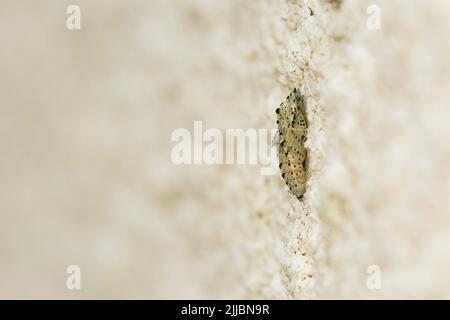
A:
[[276, 88, 308, 200]]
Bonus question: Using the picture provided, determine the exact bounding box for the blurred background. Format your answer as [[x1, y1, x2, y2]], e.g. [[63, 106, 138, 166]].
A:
[[1, 0, 450, 299], [0, 0, 276, 299]]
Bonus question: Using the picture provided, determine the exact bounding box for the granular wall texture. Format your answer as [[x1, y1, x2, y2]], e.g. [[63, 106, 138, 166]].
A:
[[1, 0, 450, 298]]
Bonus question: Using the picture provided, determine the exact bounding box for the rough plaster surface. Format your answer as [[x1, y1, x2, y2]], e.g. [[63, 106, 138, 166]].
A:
[[1, 0, 450, 299]]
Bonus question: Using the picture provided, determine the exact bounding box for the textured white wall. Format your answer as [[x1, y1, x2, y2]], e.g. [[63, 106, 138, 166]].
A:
[[0, 0, 449, 299]]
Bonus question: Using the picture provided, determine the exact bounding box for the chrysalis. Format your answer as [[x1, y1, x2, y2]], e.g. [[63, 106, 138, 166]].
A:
[[276, 88, 308, 200]]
